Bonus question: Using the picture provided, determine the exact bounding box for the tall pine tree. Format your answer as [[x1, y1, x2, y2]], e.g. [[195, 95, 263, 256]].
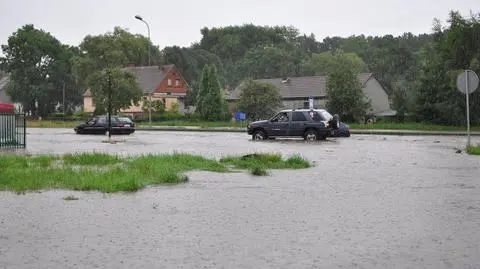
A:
[[195, 64, 228, 121]]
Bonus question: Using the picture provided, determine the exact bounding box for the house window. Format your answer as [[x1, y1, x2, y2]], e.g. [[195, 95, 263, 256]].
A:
[[175, 79, 180, 86], [168, 79, 172, 86]]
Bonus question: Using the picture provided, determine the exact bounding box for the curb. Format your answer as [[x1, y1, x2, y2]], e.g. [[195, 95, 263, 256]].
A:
[[135, 126, 480, 136]]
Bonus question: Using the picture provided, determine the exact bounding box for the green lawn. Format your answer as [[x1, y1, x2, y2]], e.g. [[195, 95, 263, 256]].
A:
[[467, 145, 480, 155], [346, 122, 480, 132], [26, 120, 248, 128], [0, 152, 311, 193], [26, 119, 480, 132]]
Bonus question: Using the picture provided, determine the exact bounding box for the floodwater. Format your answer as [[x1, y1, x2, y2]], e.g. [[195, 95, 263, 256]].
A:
[[1, 128, 480, 269]]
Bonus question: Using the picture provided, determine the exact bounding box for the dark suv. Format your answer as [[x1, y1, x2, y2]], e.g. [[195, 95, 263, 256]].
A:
[[247, 109, 339, 141]]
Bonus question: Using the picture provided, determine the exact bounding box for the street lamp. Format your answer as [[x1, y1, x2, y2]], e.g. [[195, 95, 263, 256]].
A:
[[134, 14, 152, 126], [134, 15, 151, 66]]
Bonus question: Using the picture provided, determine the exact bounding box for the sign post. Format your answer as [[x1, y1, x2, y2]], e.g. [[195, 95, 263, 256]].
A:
[[456, 70, 479, 148]]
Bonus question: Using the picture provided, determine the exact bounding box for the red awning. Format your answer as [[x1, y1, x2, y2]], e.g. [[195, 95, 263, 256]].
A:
[[0, 103, 15, 113]]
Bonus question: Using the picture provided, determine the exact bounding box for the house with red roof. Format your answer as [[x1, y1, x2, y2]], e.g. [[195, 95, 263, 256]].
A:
[[83, 64, 190, 116]]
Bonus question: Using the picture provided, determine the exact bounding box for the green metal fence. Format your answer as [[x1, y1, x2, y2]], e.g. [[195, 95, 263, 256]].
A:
[[0, 113, 26, 149]]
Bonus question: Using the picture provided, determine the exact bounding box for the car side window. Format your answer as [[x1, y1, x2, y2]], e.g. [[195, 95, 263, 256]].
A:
[[309, 111, 323, 121], [271, 112, 289, 122], [292, 112, 307, 121]]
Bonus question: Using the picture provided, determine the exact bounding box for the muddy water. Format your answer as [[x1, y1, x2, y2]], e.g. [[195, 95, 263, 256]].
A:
[[1, 129, 480, 269]]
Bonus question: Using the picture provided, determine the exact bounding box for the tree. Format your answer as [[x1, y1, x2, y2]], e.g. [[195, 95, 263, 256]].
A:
[[413, 10, 480, 125], [237, 79, 283, 121], [0, 24, 77, 117], [325, 52, 371, 122], [195, 65, 228, 121], [235, 46, 300, 81], [71, 26, 161, 89], [162, 46, 225, 85], [88, 67, 143, 115], [301, 50, 368, 76]]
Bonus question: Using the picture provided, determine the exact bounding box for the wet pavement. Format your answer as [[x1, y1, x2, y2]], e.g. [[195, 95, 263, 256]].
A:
[[1, 128, 480, 269]]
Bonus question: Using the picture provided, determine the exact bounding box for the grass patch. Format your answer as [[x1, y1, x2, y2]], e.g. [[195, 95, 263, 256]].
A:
[[27, 119, 480, 131], [63, 195, 79, 201], [466, 145, 480, 155], [347, 122, 480, 132], [146, 120, 248, 128], [26, 120, 248, 129], [63, 152, 121, 165], [220, 153, 311, 170], [250, 166, 269, 176], [27, 120, 78, 128], [0, 152, 309, 193]]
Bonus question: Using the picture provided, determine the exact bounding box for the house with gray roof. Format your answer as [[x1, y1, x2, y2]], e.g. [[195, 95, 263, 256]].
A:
[[227, 73, 396, 117]]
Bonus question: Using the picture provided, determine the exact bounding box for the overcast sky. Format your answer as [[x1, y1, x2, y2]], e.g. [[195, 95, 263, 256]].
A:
[[0, 0, 478, 51]]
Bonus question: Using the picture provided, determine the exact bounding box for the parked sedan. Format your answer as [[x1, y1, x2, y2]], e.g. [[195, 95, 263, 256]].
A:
[[331, 122, 350, 137], [74, 115, 135, 135]]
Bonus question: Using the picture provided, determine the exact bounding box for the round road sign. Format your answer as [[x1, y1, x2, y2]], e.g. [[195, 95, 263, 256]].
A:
[[456, 70, 479, 94]]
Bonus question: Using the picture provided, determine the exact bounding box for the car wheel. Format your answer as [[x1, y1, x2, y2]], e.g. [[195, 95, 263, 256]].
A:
[[252, 129, 267, 140], [75, 129, 83, 134], [304, 130, 318, 141]]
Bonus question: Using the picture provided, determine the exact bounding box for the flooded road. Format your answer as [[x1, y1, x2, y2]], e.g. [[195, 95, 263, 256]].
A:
[[1, 128, 480, 269]]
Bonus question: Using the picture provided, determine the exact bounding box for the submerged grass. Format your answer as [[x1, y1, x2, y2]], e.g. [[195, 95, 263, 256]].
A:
[[0, 152, 310, 193], [219, 153, 311, 170], [250, 166, 269, 176], [63, 152, 121, 165], [27, 119, 480, 131], [466, 145, 480, 155], [347, 122, 480, 131], [63, 195, 79, 201]]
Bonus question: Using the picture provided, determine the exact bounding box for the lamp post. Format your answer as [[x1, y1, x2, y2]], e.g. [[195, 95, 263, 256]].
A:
[[134, 15, 151, 66], [135, 14, 152, 126], [106, 68, 112, 139]]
